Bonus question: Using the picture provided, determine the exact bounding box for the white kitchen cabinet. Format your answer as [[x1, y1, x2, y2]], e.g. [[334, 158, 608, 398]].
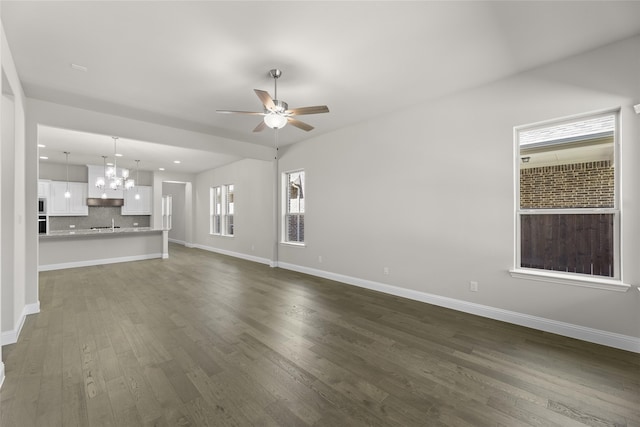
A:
[[121, 185, 152, 215], [38, 180, 50, 199], [49, 181, 88, 216]]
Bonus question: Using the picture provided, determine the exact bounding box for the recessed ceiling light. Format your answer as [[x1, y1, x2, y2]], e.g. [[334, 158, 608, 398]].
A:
[[39, 156, 48, 160], [70, 63, 88, 72], [173, 160, 181, 164], [107, 162, 114, 166], [115, 153, 123, 157], [38, 144, 46, 148], [158, 167, 165, 171]]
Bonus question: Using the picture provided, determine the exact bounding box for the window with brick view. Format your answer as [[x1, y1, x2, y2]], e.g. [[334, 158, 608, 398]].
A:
[[517, 113, 618, 278]]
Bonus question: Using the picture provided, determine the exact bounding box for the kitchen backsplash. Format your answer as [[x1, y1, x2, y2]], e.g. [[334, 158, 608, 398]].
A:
[[49, 207, 151, 231]]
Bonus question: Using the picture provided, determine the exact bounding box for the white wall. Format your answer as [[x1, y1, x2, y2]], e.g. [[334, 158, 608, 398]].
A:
[[152, 171, 195, 244], [275, 36, 640, 342], [39, 161, 153, 185], [163, 182, 186, 244], [0, 18, 31, 385], [194, 158, 274, 264], [1, 94, 15, 341]]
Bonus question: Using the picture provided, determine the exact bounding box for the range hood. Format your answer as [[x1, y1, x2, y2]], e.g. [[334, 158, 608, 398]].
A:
[[86, 198, 124, 207]]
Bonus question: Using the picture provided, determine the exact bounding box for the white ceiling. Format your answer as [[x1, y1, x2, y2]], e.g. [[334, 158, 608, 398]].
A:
[[2, 1, 640, 173], [36, 125, 240, 173]]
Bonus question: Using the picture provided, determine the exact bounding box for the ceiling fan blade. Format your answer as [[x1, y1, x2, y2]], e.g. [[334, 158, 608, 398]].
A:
[[253, 120, 267, 133], [288, 118, 314, 132], [254, 89, 275, 110], [216, 110, 264, 115], [286, 105, 330, 116]]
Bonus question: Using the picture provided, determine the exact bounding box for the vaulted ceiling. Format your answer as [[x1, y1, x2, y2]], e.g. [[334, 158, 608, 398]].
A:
[[3, 1, 640, 173]]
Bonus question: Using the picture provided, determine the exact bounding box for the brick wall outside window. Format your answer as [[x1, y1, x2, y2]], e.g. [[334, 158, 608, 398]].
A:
[[520, 160, 613, 209]]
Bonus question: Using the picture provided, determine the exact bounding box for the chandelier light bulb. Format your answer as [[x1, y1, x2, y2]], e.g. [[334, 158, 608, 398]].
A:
[[95, 176, 105, 189]]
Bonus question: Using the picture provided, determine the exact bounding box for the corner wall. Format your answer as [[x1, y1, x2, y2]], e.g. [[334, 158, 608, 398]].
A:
[[1, 18, 32, 386], [194, 158, 274, 264], [275, 36, 640, 347]]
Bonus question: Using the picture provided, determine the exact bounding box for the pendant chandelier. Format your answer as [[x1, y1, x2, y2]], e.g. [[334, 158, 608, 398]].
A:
[[133, 160, 141, 200], [95, 136, 135, 191], [98, 155, 108, 199], [63, 151, 71, 198]]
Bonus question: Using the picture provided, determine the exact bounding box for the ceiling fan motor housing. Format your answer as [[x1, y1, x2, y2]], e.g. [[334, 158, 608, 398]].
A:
[[269, 69, 282, 79], [268, 100, 288, 114]]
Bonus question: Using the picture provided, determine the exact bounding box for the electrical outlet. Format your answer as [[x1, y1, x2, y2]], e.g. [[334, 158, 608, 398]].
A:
[[383, 267, 390, 275], [133, 222, 138, 226], [69, 224, 75, 228], [251, 244, 255, 251], [318, 255, 323, 263], [469, 281, 479, 292]]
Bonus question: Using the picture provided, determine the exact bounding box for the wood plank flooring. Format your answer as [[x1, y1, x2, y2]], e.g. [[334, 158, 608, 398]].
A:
[[1, 243, 638, 426]]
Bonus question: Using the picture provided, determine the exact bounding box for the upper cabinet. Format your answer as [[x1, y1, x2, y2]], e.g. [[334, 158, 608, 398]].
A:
[[49, 181, 88, 216], [38, 180, 50, 199], [122, 186, 152, 215]]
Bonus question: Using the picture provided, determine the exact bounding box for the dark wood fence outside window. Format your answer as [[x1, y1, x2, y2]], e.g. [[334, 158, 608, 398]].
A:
[[520, 213, 614, 277]]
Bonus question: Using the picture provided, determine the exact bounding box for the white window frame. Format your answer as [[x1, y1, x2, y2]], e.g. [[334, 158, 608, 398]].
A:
[[223, 184, 234, 237], [209, 186, 222, 235], [282, 169, 305, 246], [209, 184, 233, 237], [510, 109, 629, 292]]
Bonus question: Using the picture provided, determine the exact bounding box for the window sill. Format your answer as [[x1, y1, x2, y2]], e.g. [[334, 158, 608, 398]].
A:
[[509, 268, 631, 292], [280, 241, 306, 248], [210, 233, 234, 238]]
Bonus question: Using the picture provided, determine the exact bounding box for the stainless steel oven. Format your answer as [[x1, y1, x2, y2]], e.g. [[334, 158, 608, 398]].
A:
[[38, 215, 47, 234], [38, 198, 46, 214]]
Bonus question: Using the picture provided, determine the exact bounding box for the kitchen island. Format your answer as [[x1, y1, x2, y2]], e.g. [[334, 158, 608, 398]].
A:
[[39, 227, 168, 271]]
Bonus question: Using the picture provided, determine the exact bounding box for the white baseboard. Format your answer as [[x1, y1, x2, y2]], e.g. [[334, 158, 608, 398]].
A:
[[277, 262, 640, 353], [38, 253, 163, 272], [1, 301, 41, 346], [168, 239, 196, 249], [192, 244, 272, 266]]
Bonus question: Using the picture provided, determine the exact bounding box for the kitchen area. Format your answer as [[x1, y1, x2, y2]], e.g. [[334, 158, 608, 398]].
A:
[[38, 158, 170, 271]]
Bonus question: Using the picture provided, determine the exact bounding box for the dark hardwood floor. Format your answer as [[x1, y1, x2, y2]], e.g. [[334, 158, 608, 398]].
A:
[[1, 243, 638, 426]]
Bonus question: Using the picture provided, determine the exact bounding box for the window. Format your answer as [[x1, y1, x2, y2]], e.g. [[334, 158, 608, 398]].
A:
[[209, 184, 233, 236], [284, 170, 305, 244], [210, 186, 221, 235], [224, 184, 234, 236], [515, 112, 619, 280]]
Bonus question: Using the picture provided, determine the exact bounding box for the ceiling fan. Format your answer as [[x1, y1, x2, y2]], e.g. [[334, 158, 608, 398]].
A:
[[217, 69, 329, 132]]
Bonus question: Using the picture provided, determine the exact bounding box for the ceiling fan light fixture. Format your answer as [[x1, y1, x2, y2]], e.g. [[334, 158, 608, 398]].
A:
[[217, 69, 328, 132], [264, 113, 288, 129]]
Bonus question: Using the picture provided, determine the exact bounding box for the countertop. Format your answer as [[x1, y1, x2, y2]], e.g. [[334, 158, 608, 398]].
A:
[[40, 227, 164, 239]]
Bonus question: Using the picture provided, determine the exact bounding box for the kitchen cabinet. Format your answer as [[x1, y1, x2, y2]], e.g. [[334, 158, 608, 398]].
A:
[[122, 185, 152, 215], [49, 181, 88, 216], [38, 180, 50, 199]]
